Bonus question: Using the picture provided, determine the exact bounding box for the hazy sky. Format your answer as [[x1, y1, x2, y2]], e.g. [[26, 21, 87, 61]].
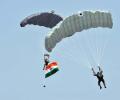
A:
[[0, 0, 120, 100]]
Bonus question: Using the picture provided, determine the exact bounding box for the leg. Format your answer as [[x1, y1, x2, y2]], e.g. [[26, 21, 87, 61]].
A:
[[102, 79, 106, 88], [98, 80, 102, 89], [43, 64, 46, 70]]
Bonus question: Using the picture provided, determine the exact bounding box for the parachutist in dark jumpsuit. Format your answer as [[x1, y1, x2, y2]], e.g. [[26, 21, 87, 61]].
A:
[[43, 85, 46, 87], [92, 66, 106, 89], [42, 54, 50, 88], [43, 54, 50, 70]]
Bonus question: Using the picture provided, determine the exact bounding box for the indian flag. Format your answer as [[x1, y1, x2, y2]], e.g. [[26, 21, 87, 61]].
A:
[[45, 61, 59, 78]]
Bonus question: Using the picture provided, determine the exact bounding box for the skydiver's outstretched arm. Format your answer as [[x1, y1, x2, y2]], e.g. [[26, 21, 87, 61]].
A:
[[92, 68, 96, 76], [98, 66, 103, 74], [43, 64, 45, 70]]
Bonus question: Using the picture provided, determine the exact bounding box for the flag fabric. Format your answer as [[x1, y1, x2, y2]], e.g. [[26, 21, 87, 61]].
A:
[[45, 61, 59, 78]]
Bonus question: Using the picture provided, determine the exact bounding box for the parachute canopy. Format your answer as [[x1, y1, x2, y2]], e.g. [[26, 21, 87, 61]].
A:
[[20, 12, 63, 28], [45, 62, 59, 78], [45, 11, 113, 52]]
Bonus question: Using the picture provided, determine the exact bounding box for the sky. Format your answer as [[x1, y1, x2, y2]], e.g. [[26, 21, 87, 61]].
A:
[[0, 0, 120, 100]]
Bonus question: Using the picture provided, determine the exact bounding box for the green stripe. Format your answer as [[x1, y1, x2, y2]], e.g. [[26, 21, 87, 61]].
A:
[[45, 68, 59, 78]]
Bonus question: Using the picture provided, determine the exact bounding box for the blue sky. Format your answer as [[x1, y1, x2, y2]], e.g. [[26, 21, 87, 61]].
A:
[[0, 0, 120, 100]]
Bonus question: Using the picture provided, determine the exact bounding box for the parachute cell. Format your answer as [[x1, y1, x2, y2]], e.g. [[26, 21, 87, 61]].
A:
[[45, 11, 113, 52], [20, 12, 63, 28]]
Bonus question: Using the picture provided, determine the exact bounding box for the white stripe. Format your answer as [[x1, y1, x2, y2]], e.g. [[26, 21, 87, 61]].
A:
[[45, 65, 59, 73]]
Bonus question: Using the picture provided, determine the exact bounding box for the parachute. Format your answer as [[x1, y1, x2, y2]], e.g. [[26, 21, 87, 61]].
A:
[[45, 11, 113, 52], [20, 11, 63, 28]]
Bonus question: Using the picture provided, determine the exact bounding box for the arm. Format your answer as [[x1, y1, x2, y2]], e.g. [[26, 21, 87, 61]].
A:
[[98, 66, 103, 74], [92, 68, 96, 76], [43, 64, 46, 70], [43, 54, 46, 70]]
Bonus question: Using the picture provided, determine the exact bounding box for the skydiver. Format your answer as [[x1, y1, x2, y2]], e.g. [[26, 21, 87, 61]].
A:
[[43, 54, 50, 70], [51, 10, 55, 14], [92, 66, 106, 89], [43, 85, 46, 88]]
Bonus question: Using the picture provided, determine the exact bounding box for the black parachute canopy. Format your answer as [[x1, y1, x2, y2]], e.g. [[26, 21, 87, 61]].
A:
[[20, 12, 63, 28]]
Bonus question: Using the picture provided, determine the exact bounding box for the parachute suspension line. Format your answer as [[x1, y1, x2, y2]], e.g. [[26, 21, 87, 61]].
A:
[[97, 33, 103, 66], [89, 32, 99, 66], [93, 31, 101, 66], [95, 32, 106, 66], [98, 33, 111, 66], [41, 38, 45, 57], [62, 50, 82, 67], [75, 33, 94, 68], [84, 31, 109, 67], [69, 34, 92, 68], [60, 36, 90, 68], [82, 32, 97, 67], [73, 36, 92, 68], [95, 32, 102, 66], [94, 31, 99, 65], [62, 37, 84, 67], [93, 31, 103, 66], [63, 48, 82, 67], [98, 41, 106, 66]]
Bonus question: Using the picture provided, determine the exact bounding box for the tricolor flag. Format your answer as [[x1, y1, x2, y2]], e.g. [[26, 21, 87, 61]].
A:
[[45, 61, 59, 78]]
